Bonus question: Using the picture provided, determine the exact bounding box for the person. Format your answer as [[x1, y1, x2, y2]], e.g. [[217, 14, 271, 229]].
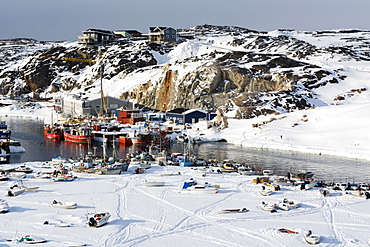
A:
[[53, 200, 57, 204]]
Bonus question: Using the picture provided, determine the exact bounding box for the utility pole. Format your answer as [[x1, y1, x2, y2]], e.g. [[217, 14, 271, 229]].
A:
[[99, 63, 106, 116]]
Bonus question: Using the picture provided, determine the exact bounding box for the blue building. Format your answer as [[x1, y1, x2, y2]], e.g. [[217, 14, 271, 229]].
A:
[[165, 108, 216, 124]]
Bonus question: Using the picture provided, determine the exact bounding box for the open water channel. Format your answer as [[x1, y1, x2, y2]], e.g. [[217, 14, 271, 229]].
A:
[[4, 116, 370, 183]]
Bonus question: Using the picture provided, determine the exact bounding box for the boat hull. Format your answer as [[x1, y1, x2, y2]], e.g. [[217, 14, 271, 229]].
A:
[[64, 131, 93, 144], [51, 202, 77, 209]]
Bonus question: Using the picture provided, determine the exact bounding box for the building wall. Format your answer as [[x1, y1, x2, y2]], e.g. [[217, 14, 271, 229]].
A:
[[63, 96, 133, 117], [164, 28, 177, 42]]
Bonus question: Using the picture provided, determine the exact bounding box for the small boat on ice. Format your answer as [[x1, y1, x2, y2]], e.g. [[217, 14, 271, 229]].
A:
[[0, 173, 9, 181], [7, 235, 47, 244], [259, 201, 277, 213], [303, 230, 321, 245], [278, 228, 298, 234], [13, 165, 33, 174], [86, 212, 111, 227], [282, 198, 300, 209], [7, 186, 25, 197], [275, 203, 290, 211], [343, 191, 370, 199], [319, 188, 330, 197], [51, 200, 77, 209], [0, 199, 9, 213], [180, 181, 218, 194], [218, 208, 249, 214], [142, 180, 165, 187], [8, 172, 27, 179], [300, 179, 318, 190], [259, 187, 272, 196], [17, 181, 39, 192]]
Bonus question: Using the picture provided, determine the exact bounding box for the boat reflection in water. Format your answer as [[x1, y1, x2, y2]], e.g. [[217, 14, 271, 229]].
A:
[[4, 116, 370, 182]]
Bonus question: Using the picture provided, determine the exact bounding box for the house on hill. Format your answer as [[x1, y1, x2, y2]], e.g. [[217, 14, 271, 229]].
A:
[[113, 30, 143, 40], [62, 95, 133, 117], [78, 29, 116, 46], [148, 27, 177, 43]]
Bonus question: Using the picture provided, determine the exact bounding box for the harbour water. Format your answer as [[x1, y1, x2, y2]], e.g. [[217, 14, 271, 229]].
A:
[[4, 116, 370, 183]]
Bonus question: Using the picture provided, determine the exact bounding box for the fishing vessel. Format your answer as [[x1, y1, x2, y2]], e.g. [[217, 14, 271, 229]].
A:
[[63, 127, 93, 144]]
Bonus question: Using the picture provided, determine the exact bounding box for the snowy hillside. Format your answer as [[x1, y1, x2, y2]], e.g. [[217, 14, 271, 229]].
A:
[[1, 26, 370, 160]]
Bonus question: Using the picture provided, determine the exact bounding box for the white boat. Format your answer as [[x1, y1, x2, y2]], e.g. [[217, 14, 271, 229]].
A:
[[218, 208, 249, 214], [17, 181, 39, 192], [262, 169, 274, 176], [259, 201, 277, 212], [86, 212, 111, 227], [7, 235, 47, 244], [0, 173, 9, 181], [259, 189, 272, 196], [180, 182, 218, 194], [142, 180, 165, 187], [333, 183, 348, 191], [300, 179, 318, 190], [238, 167, 262, 176], [0, 199, 9, 213], [275, 203, 290, 211], [13, 165, 33, 174], [319, 188, 330, 197], [62, 242, 87, 247], [176, 135, 189, 143], [7, 186, 25, 197], [9, 140, 26, 153], [343, 191, 370, 199], [8, 172, 27, 179], [51, 200, 77, 209], [303, 230, 321, 245], [282, 198, 300, 208]]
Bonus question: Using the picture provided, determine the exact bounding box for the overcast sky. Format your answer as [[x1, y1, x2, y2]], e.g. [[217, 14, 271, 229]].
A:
[[1, 0, 370, 41]]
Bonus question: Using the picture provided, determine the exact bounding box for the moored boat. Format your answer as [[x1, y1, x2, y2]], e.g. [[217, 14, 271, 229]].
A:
[[238, 167, 262, 176], [13, 165, 33, 174], [218, 208, 249, 214], [259, 201, 277, 213], [142, 180, 165, 187], [8, 235, 47, 244], [63, 127, 93, 144], [343, 190, 370, 199], [8, 172, 27, 179], [0, 199, 9, 213], [282, 198, 300, 208], [259, 187, 272, 196], [17, 181, 39, 192], [180, 181, 218, 194], [319, 188, 330, 197], [51, 200, 77, 209], [86, 212, 111, 227], [9, 139, 26, 153], [303, 230, 320, 245], [7, 186, 25, 197], [44, 127, 64, 140]]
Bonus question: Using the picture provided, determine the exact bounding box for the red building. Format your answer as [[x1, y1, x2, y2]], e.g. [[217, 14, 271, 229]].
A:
[[116, 110, 145, 124]]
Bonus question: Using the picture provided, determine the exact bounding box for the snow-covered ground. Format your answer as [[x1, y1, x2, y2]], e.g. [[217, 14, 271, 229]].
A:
[[0, 163, 369, 247]]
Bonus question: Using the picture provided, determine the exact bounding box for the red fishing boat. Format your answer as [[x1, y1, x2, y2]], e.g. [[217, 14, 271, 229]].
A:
[[44, 125, 64, 139], [129, 130, 169, 145], [63, 127, 93, 144]]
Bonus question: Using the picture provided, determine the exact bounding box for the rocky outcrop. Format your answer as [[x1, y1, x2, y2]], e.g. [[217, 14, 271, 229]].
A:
[[1, 25, 365, 119]]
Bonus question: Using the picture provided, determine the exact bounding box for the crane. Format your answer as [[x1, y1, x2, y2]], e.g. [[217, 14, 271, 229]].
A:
[[39, 51, 109, 116]]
